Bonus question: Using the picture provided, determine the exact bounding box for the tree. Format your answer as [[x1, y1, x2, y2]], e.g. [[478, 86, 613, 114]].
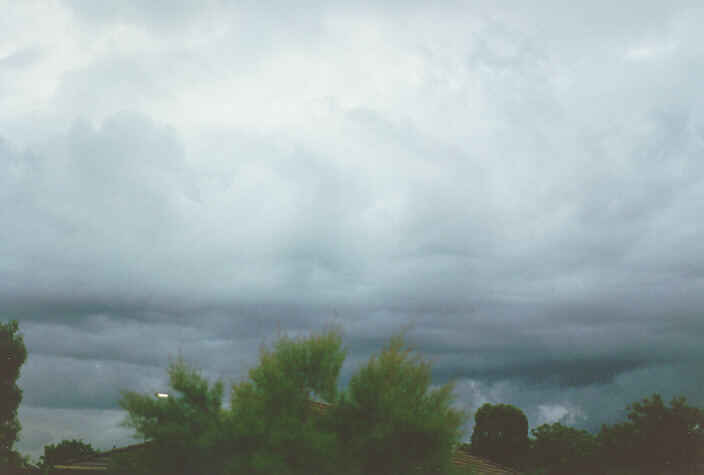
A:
[[40, 439, 98, 471], [228, 329, 346, 475], [529, 422, 598, 474], [470, 403, 529, 470], [331, 335, 465, 474], [114, 329, 466, 474], [597, 393, 704, 473], [114, 329, 347, 475], [115, 358, 227, 474], [0, 320, 27, 468], [595, 421, 639, 472]]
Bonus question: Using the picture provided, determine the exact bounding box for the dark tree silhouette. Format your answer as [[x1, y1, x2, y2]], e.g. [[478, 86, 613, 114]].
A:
[[598, 393, 704, 473], [0, 320, 27, 469], [529, 422, 598, 473], [470, 402, 529, 470], [40, 439, 98, 469]]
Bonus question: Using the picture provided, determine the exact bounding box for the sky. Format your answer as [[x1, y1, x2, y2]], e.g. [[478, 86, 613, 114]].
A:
[[2, 0, 704, 460]]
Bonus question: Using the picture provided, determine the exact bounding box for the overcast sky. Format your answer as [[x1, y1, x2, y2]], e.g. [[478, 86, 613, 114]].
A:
[[3, 0, 704, 459]]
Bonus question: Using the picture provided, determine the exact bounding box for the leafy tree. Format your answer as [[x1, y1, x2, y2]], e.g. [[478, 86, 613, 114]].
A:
[[114, 329, 346, 475], [595, 421, 639, 472], [228, 329, 346, 475], [529, 422, 598, 474], [628, 393, 704, 471], [331, 335, 465, 474], [0, 320, 27, 469], [40, 439, 98, 471], [597, 393, 704, 473], [114, 359, 227, 474], [470, 402, 529, 470], [114, 329, 466, 474]]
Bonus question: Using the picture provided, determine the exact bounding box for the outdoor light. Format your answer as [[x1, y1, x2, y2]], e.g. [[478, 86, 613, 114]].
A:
[[155, 393, 169, 398]]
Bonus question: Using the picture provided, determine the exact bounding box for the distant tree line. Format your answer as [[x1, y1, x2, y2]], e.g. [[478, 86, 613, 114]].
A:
[[465, 394, 704, 474]]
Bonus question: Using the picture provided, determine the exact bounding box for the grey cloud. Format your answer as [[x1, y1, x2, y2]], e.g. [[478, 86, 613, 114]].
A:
[[1, 112, 190, 298], [63, 0, 215, 32], [21, 355, 163, 410], [15, 407, 133, 459], [437, 357, 654, 389], [0, 46, 42, 70], [452, 362, 704, 435]]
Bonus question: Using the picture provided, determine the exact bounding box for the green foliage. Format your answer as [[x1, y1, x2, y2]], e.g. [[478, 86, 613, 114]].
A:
[[115, 359, 227, 474], [332, 335, 465, 474], [529, 422, 598, 474], [0, 320, 27, 466], [470, 402, 529, 470], [596, 420, 639, 470], [597, 393, 704, 473], [40, 439, 98, 471], [114, 329, 347, 475], [475, 393, 704, 474], [228, 329, 346, 474], [0, 449, 32, 472], [115, 329, 466, 474]]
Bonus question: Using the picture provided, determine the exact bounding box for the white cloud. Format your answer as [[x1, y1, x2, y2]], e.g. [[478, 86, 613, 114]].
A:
[[536, 403, 585, 426], [624, 41, 677, 61]]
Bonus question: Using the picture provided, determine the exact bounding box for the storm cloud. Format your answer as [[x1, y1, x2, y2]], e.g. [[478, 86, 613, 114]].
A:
[[2, 0, 703, 459]]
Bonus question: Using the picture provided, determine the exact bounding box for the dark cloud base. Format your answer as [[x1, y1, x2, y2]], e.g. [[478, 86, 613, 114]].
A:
[[436, 357, 654, 388]]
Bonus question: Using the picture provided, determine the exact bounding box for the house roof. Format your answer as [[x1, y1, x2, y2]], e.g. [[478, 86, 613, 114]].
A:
[[451, 450, 522, 474], [51, 442, 147, 473], [53, 442, 519, 474]]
